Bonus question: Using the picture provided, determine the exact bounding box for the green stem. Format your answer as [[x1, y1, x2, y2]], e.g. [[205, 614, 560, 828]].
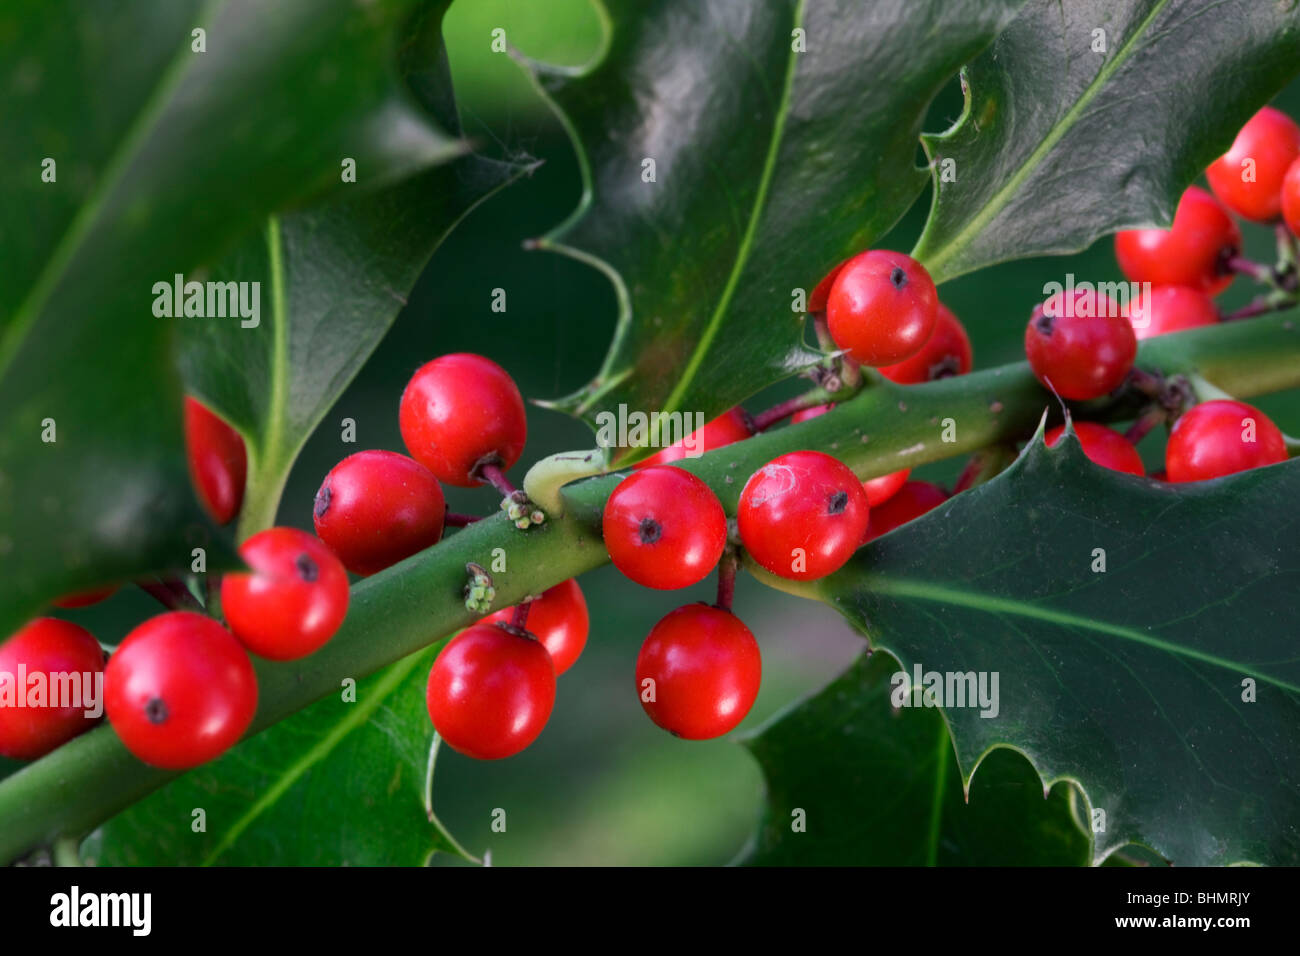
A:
[[1, 312, 1298, 863]]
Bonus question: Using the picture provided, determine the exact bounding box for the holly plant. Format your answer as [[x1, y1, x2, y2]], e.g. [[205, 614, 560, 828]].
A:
[[3, 0, 1300, 869]]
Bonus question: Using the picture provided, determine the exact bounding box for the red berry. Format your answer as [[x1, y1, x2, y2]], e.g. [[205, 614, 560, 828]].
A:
[[635, 407, 753, 469], [808, 258, 849, 312], [1045, 423, 1144, 476], [738, 451, 870, 581], [52, 586, 118, 609], [1165, 400, 1287, 483], [1024, 289, 1136, 400], [221, 528, 350, 661], [1283, 157, 1300, 238], [1114, 186, 1241, 295], [862, 481, 948, 543], [399, 353, 527, 488], [1127, 285, 1219, 340], [0, 619, 104, 760], [827, 250, 938, 366], [1207, 106, 1300, 222], [483, 579, 589, 676], [788, 404, 909, 504], [184, 397, 247, 525], [603, 466, 727, 590], [313, 450, 445, 576], [635, 605, 761, 740], [426, 623, 555, 760], [104, 611, 257, 769], [878, 304, 973, 384]]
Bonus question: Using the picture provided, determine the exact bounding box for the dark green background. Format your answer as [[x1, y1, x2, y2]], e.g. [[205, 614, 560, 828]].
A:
[[46, 0, 1300, 864]]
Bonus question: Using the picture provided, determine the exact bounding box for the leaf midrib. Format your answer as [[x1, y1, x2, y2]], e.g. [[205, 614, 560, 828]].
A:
[[201, 651, 426, 866], [867, 576, 1300, 695], [656, 0, 807, 427], [916, 0, 1173, 278]]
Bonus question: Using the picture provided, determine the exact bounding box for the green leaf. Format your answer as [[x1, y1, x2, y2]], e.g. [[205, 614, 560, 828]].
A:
[[819, 435, 1300, 865], [181, 5, 531, 535], [525, 0, 1026, 452], [86, 643, 473, 866], [741, 651, 1090, 865], [0, 0, 465, 638], [912, 0, 1300, 283]]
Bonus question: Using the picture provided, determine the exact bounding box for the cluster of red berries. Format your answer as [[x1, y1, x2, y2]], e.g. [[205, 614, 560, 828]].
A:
[[1020, 105, 1298, 481]]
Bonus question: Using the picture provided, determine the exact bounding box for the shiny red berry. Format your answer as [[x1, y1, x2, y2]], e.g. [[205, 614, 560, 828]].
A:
[[104, 611, 257, 769], [426, 623, 555, 760], [1283, 157, 1300, 238], [878, 304, 973, 384], [1127, 285, 1219, 340], [1045, 423, 1144, 476], [221, 528, 350, 661], [635, 407, 753, 469], [483, 579, 589, 676], [827, 250, 938, 366], [635, 605, 761, 740], [1207, 106, 1300, 222], [313, 450, 445, 576], [1165, 400, 1287, 483], [603, 466, 727, 590], [399, 353, 527, 488], [789, 404, 909, 505], [184, 397, 247, 525], [738, 451, 870, 581], [1114, 186, 1240, 295], [0, 618, 104, 760], [1024, 289, 1136, 400], [52, 586, 118, 609], [862, 481, 948, 543]]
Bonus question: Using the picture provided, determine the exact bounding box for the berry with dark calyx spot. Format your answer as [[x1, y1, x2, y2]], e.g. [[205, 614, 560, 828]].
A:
[[104, 611, 257, 770], [1046, 423, 1144, 476], [399, 353, 527, 488], [484, 579, 589, 676], [738, 450, 870, 581], [221, 528, 350, 661], [185, 396, 247, 525], [635, 604, 761, 740], [1127, 286, 1219, 340], [603, 466, 728, 590], [789, 404, 909, 506], [1024, 288, 1136, 400], [0, 618, 105, 760], [878, 304, 973, 384], [313, 450, 445, 576], [1165, 399, 1287, 482], [634, 407, 754, 469], [425, 623, 555, 760], [862, 481, 948, 544], [1114, 186, 1241, 295], [826, 250, 939, 366], [1207, 106, 1300, 222]]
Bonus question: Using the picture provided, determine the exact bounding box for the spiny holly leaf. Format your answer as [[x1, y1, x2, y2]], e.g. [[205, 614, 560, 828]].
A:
[[0, 0, 466, 640], [741, 651, 1090, 865], [912, 0, 1300, 283], [522, 0, 1026, 456], [86, 644, 473, 866], [818, 434, 1300, 865], [180, 3, 530, 535]]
